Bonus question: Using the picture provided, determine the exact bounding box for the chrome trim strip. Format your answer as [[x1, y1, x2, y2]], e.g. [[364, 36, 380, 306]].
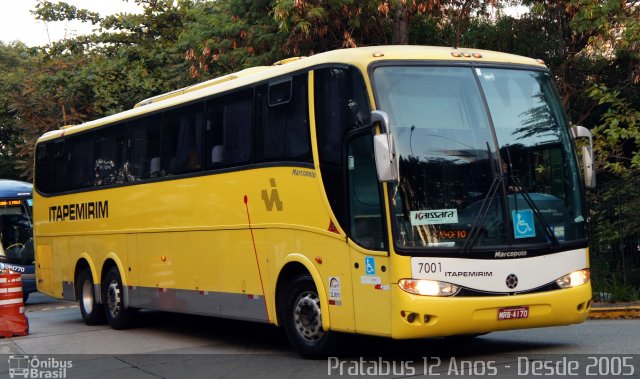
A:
[[129, 286, 268, 322]]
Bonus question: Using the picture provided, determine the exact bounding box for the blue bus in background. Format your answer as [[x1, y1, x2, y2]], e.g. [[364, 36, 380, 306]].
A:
[[0, 179, 35, 302]]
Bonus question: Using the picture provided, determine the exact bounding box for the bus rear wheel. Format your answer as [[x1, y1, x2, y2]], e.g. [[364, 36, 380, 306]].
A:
[[102, 266, 137, 329], [76, 267, 105, 325], [280, 275, 336, 358]]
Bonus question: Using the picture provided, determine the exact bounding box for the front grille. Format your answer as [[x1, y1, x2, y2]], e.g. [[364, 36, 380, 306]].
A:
[[454, 281, 561, 297]]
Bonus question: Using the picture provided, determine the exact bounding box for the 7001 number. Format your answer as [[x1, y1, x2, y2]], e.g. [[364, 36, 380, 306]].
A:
[[417, 262, 442, 274]]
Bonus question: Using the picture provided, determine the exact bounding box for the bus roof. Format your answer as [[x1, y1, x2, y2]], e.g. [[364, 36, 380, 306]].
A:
[[36, 45, 545, 143], [0, 179, 32, 199]]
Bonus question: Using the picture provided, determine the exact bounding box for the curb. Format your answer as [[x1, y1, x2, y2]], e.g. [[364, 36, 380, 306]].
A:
[[588, 305, 640, 320]]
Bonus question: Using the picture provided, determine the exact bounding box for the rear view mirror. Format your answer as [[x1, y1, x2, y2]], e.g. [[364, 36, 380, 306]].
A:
[[371, 111, 398, 182], [570, 125, 596, 189]]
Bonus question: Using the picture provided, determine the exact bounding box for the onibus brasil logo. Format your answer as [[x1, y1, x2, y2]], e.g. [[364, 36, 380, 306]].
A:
[[8, 355, 72, 378]]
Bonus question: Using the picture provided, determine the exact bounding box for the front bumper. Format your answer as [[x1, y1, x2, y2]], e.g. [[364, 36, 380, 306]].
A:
[[391, 283, 591, 339]]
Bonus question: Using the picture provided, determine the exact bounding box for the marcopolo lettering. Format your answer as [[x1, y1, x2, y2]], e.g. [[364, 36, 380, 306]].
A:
[[494, 250, 528, 258], [291, 168, 316, 178], [410, 209, 459, 226], [49, 201, 109, 222]]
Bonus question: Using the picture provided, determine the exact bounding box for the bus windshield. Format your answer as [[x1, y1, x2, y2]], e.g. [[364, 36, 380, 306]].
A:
[[373, 65, 586, 253], [0, 198, 33, 265]]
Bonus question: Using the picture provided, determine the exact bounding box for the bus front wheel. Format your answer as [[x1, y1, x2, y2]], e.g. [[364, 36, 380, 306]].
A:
[[280, 275, 336, 358], [76, 267, 105, 325], [102, 266, 137, 329]]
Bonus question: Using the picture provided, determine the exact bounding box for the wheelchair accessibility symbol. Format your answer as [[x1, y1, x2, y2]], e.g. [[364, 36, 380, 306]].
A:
[[365, 257, 376, 275], [512, 210, 535, 239]]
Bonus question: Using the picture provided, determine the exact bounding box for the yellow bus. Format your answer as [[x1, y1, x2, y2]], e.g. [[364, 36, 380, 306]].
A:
[[34, 46, 595, 356]]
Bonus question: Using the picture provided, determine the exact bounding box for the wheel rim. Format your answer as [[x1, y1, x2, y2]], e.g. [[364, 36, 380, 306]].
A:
[[106, 279, 121, 319], [293, 290, 324, 341], [81, 280, 94, 314]]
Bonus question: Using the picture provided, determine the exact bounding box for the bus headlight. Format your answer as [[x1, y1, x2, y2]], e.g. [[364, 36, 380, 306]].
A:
[[556, 269, 590, 289], [398, 279, 460, 296]]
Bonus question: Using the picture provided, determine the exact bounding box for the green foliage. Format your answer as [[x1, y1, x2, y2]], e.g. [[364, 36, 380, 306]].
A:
[[272, 0, 388, 53], [33, 0, 100, 24], [36, 0, 196, 101], [592, 272, 640, 303], [7, 0, 198, 179], [589, 84, 640, 174], [0, 42, 38, 179], [181, 0, 287, 79]]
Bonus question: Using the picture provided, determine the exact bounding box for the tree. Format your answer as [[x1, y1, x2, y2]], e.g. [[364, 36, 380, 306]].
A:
[[181, 0, 288, 80], [272, 0, 388, 52], [0, 42, 36, 179], [9, 0, 198, 179]]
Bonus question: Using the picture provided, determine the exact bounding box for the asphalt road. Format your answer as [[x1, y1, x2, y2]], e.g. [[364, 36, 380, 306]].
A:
[[1, 293, 638, 378]]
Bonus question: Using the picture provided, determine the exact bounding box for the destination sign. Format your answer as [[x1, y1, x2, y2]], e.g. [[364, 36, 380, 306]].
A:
[[0, 199, 21, 207]]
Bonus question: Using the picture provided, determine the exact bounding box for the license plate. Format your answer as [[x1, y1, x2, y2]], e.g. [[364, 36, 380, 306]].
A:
[[498, 306, 529, 320]]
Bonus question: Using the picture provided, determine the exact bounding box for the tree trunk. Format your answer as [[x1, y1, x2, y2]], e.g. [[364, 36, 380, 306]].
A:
[[392, 5, 409, 45]]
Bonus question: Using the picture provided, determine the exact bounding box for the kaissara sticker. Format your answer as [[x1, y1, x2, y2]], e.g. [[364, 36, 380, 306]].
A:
[[410, 209, 458, 226]]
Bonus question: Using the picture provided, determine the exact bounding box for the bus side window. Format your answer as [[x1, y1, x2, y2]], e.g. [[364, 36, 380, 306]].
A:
[[255, 74, 312, 163], [53, 140, 66, 192], [35, 143, 51, 193], [314, 66, 371, 232], [163, 102, 204, 175], [347, 132, 386, 250], [95, 124, 126, 186], [65, 133, 95, 191], [205, 89, 253, 169], [128, 113, 163, 180]]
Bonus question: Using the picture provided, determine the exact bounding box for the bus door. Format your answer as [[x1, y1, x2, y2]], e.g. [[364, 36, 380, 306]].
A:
[[346, 131, 391, 335]]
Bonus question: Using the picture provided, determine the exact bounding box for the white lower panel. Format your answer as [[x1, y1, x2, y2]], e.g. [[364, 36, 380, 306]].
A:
[[410, 248, 587, 292]]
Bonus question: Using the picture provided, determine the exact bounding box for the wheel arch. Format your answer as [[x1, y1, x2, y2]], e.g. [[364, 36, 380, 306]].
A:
[[274, 254, 330, 331], [100, 253, 130, 308], [74, 254, 98, 301]]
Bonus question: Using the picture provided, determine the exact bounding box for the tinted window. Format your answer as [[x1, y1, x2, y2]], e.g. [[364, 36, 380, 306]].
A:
[[95, 124, 126, 186], [314, 67, 370, 229], [205, 90, 253, 168], [255, 74, 311, 163], [163, 103, 204, 175], [315, 67, 370, 165], [53, 141, 66, 192], [348, 132, 385, 250], [268, 79, 292, 106], [66, 133, 95, 190], [0, 199, 33, 265], [128, 114, 163, 180], [35, 143, 51, 193]]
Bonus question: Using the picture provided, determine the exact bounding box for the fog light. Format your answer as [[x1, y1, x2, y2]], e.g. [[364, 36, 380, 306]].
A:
[[398, 279, 460, 296], [556, 269, 590, 288]]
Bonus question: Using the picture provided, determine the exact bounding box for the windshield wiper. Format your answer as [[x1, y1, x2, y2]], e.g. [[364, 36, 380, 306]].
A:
[[504, 145, 559, 247], [463, 142, 502, 252]]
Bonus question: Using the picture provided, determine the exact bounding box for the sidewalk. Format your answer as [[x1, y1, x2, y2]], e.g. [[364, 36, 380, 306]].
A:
[[589, 301, 640, 319]]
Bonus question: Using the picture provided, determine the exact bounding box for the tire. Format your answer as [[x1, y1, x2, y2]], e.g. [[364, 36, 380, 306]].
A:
[[76, 267, 106, 325], [102, 266, 137, 329], [279, 275, 336, 358]]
